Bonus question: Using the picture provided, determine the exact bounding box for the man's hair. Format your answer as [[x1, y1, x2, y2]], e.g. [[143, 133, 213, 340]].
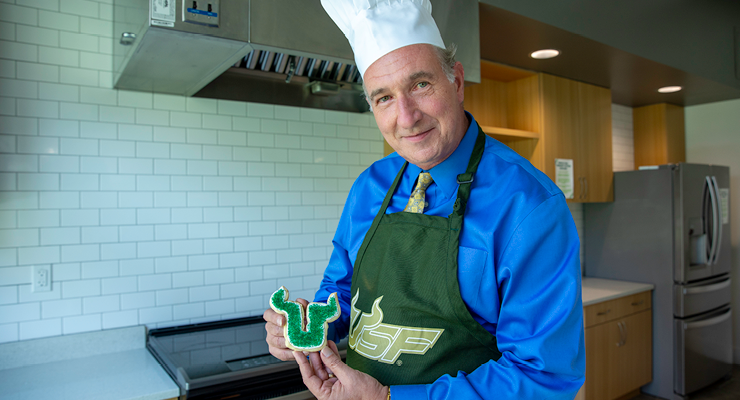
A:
[[362, 43, 458, 111]]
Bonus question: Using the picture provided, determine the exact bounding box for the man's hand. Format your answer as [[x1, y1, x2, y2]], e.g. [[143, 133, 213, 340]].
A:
[[294, 342, 389, 400], [263, 298, 310, 361]]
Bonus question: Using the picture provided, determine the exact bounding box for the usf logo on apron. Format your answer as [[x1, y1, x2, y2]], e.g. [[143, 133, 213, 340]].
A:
[[348, 128, 502, 386], [348, 289, 444, 364]]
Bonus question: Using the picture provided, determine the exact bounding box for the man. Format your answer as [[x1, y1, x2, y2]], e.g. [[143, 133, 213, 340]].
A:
[[263, 1, 585, 399]]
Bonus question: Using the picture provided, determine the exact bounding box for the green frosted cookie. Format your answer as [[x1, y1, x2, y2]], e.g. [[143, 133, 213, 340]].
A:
[[270, 286, 341, 352]]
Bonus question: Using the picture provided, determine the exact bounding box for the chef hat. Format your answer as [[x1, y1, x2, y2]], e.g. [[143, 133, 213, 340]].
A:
[[321, 0, 446, 77]]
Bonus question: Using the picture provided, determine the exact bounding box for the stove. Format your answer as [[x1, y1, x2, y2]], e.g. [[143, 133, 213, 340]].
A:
[[147, 316, 313, 400]]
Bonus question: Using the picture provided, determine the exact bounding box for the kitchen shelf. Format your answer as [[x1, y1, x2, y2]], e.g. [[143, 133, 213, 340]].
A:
[[480, 125, 539, 140]]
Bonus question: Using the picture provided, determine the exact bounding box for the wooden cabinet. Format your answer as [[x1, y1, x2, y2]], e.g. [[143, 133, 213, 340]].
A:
[[464, 61, 614, 202], [633, 103, 686, 169], [576, 81, 614, 202], [584, 292, 653, 400]]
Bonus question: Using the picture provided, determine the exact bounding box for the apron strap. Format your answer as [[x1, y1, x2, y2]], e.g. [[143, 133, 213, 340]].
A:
[[451, 126, 486, 218], [354, 160, 408, 269]]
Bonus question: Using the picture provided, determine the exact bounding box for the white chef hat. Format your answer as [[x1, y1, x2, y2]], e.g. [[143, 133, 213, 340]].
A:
[[321, 0, 446, 77]]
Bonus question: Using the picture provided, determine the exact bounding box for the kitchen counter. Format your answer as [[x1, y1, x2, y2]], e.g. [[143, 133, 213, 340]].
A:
[[0, 278, 650, 400], [0, 326, 179, 400], [582, 277, 654, 306]]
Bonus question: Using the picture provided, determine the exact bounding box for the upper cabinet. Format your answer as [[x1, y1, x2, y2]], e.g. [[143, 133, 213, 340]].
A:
[[465, 62, 614, 202], [633, 103, 686, 169]]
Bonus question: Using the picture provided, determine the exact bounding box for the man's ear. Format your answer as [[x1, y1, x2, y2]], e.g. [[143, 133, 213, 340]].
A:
[[454, 61, 465, 103]]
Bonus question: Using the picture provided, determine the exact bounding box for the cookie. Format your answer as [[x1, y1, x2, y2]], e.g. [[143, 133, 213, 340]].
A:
[[270, 286, 341, 352]]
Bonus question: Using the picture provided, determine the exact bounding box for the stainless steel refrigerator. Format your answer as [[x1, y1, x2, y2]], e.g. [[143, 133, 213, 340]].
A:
[[584, 163, 732, 400]]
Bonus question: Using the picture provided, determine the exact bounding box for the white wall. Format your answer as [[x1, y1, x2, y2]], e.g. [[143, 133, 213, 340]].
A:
[[0, 0, 384, 342], [685, 98, 740, 362]]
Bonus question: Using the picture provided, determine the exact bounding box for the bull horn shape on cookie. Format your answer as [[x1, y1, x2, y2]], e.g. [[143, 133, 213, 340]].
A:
[[270, 286, 341, 352]]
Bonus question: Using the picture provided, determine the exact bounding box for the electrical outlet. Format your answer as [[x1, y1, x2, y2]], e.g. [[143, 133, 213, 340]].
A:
[[183, 0, 220, 27], [32, 265, 51, 292]]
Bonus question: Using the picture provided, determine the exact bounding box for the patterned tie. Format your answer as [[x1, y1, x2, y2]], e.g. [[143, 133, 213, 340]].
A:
[[404, 172, 433, 213]]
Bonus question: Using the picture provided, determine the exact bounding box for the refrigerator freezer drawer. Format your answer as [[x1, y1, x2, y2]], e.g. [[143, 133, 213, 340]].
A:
[[673, 276, 731, 318], [674, 306, 732, 396]]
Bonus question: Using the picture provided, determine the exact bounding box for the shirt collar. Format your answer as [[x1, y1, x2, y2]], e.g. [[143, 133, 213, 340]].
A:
[[426, 112, 479, 201]]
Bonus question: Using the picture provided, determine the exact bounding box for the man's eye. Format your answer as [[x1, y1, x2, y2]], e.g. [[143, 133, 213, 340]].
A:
[[417, 82, 429, 88], [378, 95, 390, 103]]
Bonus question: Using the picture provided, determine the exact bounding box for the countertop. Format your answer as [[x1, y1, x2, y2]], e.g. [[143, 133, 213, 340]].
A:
[[0, 277, 652, 400], [0, 326, 179, 400], [581, 277, 654, 306]]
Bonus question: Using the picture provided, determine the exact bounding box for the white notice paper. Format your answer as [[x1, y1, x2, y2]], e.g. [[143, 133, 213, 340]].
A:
[[152, 0, 175, 23], [555, 159, 574, 199], [720, 188, 729, 224]]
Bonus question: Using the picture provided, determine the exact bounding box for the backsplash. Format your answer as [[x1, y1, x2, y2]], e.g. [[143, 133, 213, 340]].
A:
[[0, 0, 385, 342], [0, 1, 633, 343]]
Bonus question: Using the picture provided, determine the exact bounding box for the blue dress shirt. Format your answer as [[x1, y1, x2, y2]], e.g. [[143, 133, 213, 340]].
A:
[[315, 113, 585, 399]]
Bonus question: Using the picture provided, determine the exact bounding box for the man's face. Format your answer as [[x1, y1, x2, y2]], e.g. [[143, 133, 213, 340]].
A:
[[363, 44, 468, 170]]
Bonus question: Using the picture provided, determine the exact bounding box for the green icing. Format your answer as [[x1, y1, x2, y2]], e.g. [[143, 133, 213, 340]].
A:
[[270, 287, 340, 351]]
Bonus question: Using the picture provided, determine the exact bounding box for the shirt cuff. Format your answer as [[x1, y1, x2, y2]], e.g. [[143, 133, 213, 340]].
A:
[[389, 384, 427, 399]]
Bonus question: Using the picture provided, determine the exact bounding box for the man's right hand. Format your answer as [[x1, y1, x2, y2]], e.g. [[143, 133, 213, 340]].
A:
[[263, 299, 336, 381], [263, 301, 301, 361]]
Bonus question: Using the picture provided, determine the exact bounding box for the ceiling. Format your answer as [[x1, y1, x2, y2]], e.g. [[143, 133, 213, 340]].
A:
[[477, 2, 740, 107]]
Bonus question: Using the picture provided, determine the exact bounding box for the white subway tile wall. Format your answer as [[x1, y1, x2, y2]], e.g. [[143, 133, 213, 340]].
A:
[[0, 0, 384, 342], [0, 1, 634, 343], [612, 104, 635, 172]]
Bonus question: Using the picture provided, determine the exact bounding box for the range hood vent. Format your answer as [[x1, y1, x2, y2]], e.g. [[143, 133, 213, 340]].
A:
[[113, 0, 479, 113], [194, 50, 370, 113]]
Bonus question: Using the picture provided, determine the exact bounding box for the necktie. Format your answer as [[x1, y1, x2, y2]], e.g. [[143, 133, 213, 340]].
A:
[[404, 172, 433, 213]]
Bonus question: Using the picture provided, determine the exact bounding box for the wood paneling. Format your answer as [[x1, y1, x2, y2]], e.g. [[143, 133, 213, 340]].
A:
[[540, 74, 580, 180], [465, 78, 510, 128], [633, 103, 686, 169], [464, 68, 613, 201]]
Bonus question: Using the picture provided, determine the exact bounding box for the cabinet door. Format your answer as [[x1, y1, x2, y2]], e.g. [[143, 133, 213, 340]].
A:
[[540, 74, 581, 198], [616, 310, 652, 396], [585, 309, 652, 400], [578, 82, 614, 202]]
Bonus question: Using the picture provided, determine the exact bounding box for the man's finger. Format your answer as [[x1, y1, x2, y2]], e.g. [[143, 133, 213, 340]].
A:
[[324, 340, 339, 377], [269, 346, 294, 361], [293, 351, 325, 393], [268, 333, 287, 349], [263, 308, 284, 326], [320, 343, 350, 381], [309, 351, 329, 380]]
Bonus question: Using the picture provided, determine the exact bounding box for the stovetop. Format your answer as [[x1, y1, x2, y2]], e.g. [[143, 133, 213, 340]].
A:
[[147, 316, 309, 399]]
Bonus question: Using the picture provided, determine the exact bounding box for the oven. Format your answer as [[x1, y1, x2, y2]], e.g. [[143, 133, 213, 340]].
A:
[[146, 316, 325, 400]]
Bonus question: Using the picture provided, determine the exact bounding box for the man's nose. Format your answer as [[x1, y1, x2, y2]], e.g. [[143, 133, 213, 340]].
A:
[[396, 95, 422, 129]]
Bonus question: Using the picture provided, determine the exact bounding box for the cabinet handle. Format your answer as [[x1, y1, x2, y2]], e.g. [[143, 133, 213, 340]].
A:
[[631, 300, 644, 306], [584, 177, 588, 199], [616, 321, 626, 347], [579, 177, 585, 199], [597, 309, 611, 316]]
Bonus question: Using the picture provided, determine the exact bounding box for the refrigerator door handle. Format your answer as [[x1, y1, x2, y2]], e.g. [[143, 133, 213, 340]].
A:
[[705, 176, 719, 265], [682, 277, 731, 295], [711, 176, 723, 264], [683, 308, 732, 330]]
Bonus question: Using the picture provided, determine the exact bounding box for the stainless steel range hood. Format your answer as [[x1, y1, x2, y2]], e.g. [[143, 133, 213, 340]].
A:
[[113, 0, 480, 113]]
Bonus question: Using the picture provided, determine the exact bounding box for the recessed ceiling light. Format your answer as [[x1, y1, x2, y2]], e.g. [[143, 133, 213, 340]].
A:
[[530, 49, 560, 59], [658, 86, 682, 93]]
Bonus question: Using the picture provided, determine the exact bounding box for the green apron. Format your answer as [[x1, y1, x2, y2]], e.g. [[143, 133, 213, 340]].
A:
[[347, 128, 502, 386]]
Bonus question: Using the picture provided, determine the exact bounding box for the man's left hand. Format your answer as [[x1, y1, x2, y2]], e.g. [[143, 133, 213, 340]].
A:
[[293, 342, 389, 400]]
